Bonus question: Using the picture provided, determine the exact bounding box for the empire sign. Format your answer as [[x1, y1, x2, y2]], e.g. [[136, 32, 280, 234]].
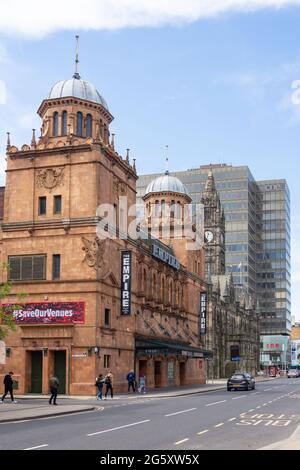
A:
[[121, 251, 132, 315], [200, 292, 207, 335]]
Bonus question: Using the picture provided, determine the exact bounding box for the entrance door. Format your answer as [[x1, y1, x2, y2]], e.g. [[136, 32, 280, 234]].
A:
[[180, 362, 185, 385], [31, 351, 43, 393], [154, 361, 161, 388], [54, 351, 66, 394]]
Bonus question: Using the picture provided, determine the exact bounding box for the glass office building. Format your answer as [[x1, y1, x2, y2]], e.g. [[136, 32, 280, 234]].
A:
[[257, 180, 291, 335], [137, 164, 291, 336]]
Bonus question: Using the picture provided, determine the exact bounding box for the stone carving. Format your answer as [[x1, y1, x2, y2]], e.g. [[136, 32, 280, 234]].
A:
[[36, 167, 64, 192], [113, 176, 126, 197], [82, 237, 107, 270]]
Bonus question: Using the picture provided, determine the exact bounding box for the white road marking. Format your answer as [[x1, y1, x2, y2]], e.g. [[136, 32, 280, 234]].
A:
[[87, 420, 150, 436], [215, 423, 224, 428], [24, 444, 49, 450], [248, 409, 255, 412], [232, 395, 247, 400], [252, 392, 260, 395], [198, 430, 209, 435], [264, 388, 272, 391], [175, 438, 189, 445], [228, 418, 236, 422], [165, 408, 197, 417], [206, 400, 226, 407], [256, 406, 261, 409]]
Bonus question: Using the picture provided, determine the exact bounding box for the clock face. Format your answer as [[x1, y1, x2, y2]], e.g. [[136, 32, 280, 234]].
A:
[[205, 230, 214, 243]]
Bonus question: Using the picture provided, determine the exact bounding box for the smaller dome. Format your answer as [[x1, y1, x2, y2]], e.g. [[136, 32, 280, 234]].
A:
[[48, 77, 109, 110], [144, 173, 190, 198]]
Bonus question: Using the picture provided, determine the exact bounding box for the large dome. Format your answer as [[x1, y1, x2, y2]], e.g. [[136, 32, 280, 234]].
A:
[[48, 77, 109, 110], [145, 173, 190, 198]]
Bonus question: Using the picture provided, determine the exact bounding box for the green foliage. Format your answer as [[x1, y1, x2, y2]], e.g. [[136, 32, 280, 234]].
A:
[[0, 263, 26, 340]]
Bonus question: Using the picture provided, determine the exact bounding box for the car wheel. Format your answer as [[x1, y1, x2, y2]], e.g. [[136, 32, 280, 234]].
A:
[[245, 385, 249, 391], [253, 385, 255, 390], [227, 388, 231, 392]]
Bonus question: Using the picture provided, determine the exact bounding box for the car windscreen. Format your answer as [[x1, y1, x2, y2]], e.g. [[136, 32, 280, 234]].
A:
[[231, 375, 244, 380]]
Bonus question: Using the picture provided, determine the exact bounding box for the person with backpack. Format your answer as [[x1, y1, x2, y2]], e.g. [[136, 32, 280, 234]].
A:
[[104, 370, 113, 399], [49, 376, 59, 405], [126, 370, 136, 392], [95, 374, 105, 400], [0, 371, 18, 404]]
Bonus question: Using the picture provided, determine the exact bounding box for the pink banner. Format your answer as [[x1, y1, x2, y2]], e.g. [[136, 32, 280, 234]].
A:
[[3, 302, 85, 325]]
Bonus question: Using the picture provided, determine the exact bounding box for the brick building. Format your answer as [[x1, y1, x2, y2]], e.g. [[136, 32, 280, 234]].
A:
[[0, 69, 211, 395]]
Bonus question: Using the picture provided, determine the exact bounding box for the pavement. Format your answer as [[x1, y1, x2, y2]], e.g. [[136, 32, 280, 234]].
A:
[[260, 425, 300, 450], [0, 403, 95, 423], [0, 375, 276, 424]]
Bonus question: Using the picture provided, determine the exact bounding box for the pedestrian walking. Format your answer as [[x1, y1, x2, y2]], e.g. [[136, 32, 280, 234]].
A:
[[95, 374, 105, 400], [126, 370, 136, 393], [104, 370, 113, 399], [0, 371, 17, 404], [49, 376, 59, 405], [138, 374, 146, 394]]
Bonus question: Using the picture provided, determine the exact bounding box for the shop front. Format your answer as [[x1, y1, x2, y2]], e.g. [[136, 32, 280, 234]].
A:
[[135, 337, 213, 389], [1, 301, 85, 395]]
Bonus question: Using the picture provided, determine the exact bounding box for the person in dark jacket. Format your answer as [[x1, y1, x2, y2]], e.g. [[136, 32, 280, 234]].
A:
[[104, 370, 113, 399], [126, 370, 136, 392], [0, 371, 17, 404], [95, 374, 105, 400], [49, 376, 59, 405]]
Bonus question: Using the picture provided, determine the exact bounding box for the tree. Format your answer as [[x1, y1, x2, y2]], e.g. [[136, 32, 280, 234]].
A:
[[0, 264, 26, 340]]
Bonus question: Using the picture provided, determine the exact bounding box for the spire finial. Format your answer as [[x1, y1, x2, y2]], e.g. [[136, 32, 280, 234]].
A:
[[133, 158, 136, 173], [126, 149, 130, 164], [111, 133, 115, 149], [6, 132, 11, 151], [73, 35, 81, 79], [31, 129, 36, 148], [165, 145, 169, 175]]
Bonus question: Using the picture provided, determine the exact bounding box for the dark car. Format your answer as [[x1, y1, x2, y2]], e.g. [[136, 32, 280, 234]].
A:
[[227, 373, 255, 391]]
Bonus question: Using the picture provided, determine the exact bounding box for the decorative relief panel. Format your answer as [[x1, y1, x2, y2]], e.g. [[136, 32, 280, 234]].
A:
[[36, 167, 65, 192]]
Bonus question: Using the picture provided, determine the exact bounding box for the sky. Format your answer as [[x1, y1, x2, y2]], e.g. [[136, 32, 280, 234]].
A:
[[0, 0, 299, 320]]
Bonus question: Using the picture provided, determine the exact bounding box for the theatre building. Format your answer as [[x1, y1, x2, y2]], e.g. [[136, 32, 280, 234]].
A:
[[0, 66, 211, 395]]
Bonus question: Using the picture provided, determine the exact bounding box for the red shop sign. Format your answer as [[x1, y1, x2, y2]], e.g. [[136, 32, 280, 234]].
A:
[[2, 302, 85, 325]]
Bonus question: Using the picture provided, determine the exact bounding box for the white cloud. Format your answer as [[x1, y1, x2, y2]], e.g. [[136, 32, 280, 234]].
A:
[[0, 81, 7, 105], [0, 1, 300, 37]]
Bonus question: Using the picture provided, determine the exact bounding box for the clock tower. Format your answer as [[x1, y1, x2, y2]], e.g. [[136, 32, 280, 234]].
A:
[[201, 167, 225, 277]]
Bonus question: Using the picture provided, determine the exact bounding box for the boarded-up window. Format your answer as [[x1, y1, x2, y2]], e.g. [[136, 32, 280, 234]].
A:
[[8, 255, 46, 281]]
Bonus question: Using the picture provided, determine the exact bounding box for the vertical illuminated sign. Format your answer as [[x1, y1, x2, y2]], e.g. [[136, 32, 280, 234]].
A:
[[121, 251, 132, 315], [200, 292, 207, 335]]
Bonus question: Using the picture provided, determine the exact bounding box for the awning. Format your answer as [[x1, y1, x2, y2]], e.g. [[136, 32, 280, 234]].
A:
[[135, 336, 213, 359]]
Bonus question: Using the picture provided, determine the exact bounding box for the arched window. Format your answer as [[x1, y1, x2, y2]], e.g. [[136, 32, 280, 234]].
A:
[[161, 200, 165, 216], [177, 202, 182, 220], [61, 111, 67, 136], [155, 200, 160, 217], [169, 279, 173, 304], [170, 200, 175, 218], [77, 112, 83, 136], [53, 112, 59, 137], [143, 269, 147, 294], [86, 114, 92, 137], [162, 276, 165, 303]]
